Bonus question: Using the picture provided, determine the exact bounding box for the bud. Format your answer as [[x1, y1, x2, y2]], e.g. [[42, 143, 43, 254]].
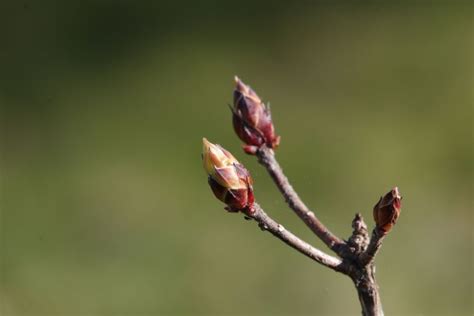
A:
[[202, 138, 254, 213], [373, 187, 402, 235], [232, 76, 280, 154]]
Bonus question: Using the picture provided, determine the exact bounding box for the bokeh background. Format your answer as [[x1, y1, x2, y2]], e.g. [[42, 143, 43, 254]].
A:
[[1, 1, 472, 315]]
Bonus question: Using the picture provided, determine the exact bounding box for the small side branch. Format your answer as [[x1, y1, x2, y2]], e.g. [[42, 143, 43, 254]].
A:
[[256, 146, 346, 254], [359, 228, 386, 266], [250, 203, 346, 273]]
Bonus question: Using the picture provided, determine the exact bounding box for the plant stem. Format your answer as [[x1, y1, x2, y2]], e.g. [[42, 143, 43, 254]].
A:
[[250, 203, 346, 273], [351, 264, 384, 316], [256, 146, 346, 255]]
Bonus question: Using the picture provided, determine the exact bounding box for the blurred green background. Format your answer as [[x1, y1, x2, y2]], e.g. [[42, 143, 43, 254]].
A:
[[1, 1, 472, 315]]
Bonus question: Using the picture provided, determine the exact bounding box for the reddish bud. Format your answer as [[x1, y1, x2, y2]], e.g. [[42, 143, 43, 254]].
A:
[[373, 187, 402, 235], [232, 76, 280, 154], [202, 138, 255, 214]]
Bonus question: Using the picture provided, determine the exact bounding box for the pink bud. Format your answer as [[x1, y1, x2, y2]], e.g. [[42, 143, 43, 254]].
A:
[[373, 187, 402, 235], [232, 77, 280, 154], [202, 138, 255, 214]]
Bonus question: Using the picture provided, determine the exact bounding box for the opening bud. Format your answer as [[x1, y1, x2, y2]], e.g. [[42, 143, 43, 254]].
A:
[[373, 187, 402, 235], [232, 76, 280, 154], [202, 138, 254, 213]]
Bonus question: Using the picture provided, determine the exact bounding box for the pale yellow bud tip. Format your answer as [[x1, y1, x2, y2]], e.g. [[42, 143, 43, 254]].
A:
[[202, 138, 246, 190], [202, 138, 239, 176], [202, 138, 215, 175], [202, 137, 211, 153]]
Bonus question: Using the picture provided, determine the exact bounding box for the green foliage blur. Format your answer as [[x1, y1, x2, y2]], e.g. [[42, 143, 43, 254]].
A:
[[1, 1, 472, 315]]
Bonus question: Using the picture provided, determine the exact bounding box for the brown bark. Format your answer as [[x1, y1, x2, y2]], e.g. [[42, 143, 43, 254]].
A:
[[256, 146, 347, 255], [249, 203, 345, 273]]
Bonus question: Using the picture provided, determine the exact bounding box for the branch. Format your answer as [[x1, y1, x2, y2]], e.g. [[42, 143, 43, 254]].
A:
[[249, 203, 346, 273], [204, 75, 404, 315], [256, 146, 346, 254], [358, 227, 386, 266]]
